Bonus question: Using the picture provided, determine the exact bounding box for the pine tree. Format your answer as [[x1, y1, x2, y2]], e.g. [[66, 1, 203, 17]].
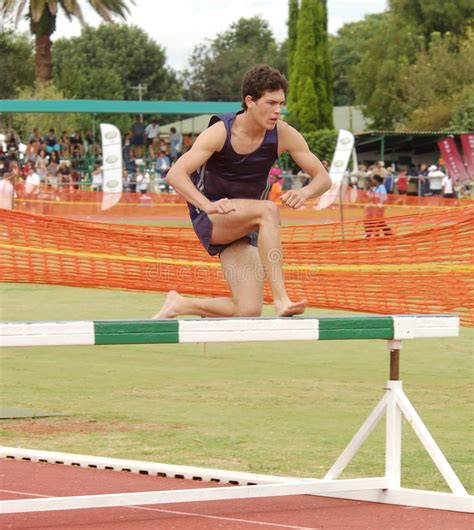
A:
[[288, 0, 299, 78], [318, 0, 334, 127], [288, 0, 333, 131], [288, 0, 319, 130]]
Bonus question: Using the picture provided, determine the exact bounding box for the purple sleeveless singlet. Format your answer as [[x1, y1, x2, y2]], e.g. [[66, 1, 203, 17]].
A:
[[188, 111, 278, 256]]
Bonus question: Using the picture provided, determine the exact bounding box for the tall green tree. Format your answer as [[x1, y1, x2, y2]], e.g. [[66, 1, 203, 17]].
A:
[[182, 16, 287, 101], [390, 0, 474, 40], [313, 0, 333, 128], [288, 0, 332, 131], [0, 31, 35, 99], [349, 13, 422, 128], [329, 16, 379, 106], [287, 0, 299, 78], [52, 24, 179, 101], [289, 0, 317, 130], [398, 32, 474, 130], [2, 0, 132, 83]]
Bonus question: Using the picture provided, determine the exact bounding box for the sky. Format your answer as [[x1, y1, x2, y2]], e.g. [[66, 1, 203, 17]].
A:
[[15, 0, 388, 72]]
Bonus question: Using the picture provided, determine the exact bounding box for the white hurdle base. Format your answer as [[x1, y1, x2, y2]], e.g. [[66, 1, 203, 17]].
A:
[[1, 378, 472, 514]]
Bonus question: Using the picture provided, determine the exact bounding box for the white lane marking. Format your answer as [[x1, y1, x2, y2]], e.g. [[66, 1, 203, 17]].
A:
[[132, 504, 320, 530], [1, 489, 320, 529], [1, 489, 51, 497]]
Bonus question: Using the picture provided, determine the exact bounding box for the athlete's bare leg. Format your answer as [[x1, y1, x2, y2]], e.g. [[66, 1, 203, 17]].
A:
[[209, 199, 307, 316], [154, 199, 306, 318], [153, 239, 264, 318]]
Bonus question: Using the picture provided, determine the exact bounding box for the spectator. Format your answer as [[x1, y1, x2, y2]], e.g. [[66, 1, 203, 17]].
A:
[[84, 130, 99, 156], [351, 164, 368, 190], [36, 148, 48, 169], [418, 163, 430, 196], [269, 161, 282, 180], [385, 167, 394, 193], [373, 160, 388, 180], [28, 127, 41, 143], [5, 130, 19, 160], [182, 134, 194, 153], [159, 138, 168, 153], [0, 173, 16, 209], [136, 169, 151, 194], [442, 173, 456, 199], [58, 160, 72, 188], [407, 165, 419, 196], [45, 162, 60, 189], [269, 173, 283, 202], [395, 170, 408, 195], [49, 150, 60, 165], [156, 150, 171, 177], [297, 168, 311, 187], [25, 165, 41, 196], [427, 165, 444, 196], [91, 165, 103, 191], [70, 130, 83, 158], [169, 127, 182, 161], [44, 128, 60, 155], [0, 159, 6, 178], [145, 117, 160, 148], [36, 158, 48, 181], [47, 152, 59, 184], [9, 160, 21, 180], [59, 131, 70, 157], [364, 175, 393, 237], [123, 132, 132, 165], [148, 137, 161, 159], [131, 115, 146, 158], [24, 139, 39, 165]]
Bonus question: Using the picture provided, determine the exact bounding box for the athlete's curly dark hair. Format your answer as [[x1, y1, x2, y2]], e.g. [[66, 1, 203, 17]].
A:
[[241, 64, 288, 110]]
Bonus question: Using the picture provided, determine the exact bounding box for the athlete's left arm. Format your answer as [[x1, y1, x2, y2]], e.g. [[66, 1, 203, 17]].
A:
[[278, 122, 331, 209]]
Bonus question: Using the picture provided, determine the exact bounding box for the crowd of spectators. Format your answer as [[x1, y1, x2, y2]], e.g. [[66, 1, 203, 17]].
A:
[[0, 119, 469, 202], [348, 161, 467, 199], [0, 116, 192, 196]]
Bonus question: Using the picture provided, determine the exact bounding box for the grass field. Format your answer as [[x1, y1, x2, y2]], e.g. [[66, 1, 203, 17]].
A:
[[1, 282, 473, 494]]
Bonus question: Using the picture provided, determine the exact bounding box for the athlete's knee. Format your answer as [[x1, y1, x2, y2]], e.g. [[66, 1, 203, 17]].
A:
[[258, 200, 280, 222], [233, 302, 263, 318]]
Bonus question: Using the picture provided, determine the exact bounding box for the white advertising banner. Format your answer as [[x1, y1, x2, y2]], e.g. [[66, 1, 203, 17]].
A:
[[100, 123, 123, 211], [316, 129, 355, 210]]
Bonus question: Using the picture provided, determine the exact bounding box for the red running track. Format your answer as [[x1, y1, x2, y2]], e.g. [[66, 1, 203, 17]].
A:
[[1, 459, 472, 530]]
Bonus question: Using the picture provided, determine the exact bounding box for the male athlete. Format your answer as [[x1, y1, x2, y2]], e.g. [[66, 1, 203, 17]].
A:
[[154, 64, 331, 319]]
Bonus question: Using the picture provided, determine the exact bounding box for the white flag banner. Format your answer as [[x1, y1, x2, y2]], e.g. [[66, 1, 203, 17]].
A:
[[100, 123, 123, 211], [315, 129, 354, 210]]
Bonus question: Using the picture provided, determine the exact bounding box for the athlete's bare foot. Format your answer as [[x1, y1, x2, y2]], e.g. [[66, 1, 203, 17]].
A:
[[274, 298, 307, 317], [153, 290, 184, 319]]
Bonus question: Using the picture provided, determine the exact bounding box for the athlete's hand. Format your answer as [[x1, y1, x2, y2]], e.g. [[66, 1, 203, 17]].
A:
[[281, 188, 310, 209], [204, 198, 236, 215]]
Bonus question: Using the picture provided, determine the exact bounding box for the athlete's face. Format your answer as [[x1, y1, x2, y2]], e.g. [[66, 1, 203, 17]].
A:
[[246, 90, 285, 130]]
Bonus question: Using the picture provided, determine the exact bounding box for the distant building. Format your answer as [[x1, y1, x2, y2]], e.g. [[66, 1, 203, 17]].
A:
[[354, 131, 469, 168]]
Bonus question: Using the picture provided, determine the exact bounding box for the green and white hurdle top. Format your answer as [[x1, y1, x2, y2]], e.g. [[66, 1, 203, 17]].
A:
[[0, 315, 459, 347]]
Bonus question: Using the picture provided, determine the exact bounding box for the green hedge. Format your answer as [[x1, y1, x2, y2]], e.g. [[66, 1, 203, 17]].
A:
[[302, 129, 338, 163]]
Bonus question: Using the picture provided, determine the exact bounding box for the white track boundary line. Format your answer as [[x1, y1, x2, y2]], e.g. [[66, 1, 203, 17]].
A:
[[0, 446, 295, 485]]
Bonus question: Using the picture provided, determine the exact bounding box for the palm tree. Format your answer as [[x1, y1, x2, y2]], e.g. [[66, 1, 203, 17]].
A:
[[2, 0, 133, 83]]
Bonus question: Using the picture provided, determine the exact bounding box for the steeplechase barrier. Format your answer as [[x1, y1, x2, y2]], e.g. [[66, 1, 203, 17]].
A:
[[0, 314, 472, 515]]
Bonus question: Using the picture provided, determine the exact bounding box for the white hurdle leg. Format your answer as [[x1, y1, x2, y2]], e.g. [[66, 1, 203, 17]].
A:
[[385, 380, 402, 488], [394, 387, 468, 496], [324, 391, 389, 480]]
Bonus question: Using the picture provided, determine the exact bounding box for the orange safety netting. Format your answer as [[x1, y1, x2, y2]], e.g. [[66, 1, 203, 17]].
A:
[[1, 206, 473, 326], [12, 184, 474, 224]]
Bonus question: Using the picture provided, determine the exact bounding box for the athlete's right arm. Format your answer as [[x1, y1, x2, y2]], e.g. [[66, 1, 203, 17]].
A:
[[165, 122, 236, 215]]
